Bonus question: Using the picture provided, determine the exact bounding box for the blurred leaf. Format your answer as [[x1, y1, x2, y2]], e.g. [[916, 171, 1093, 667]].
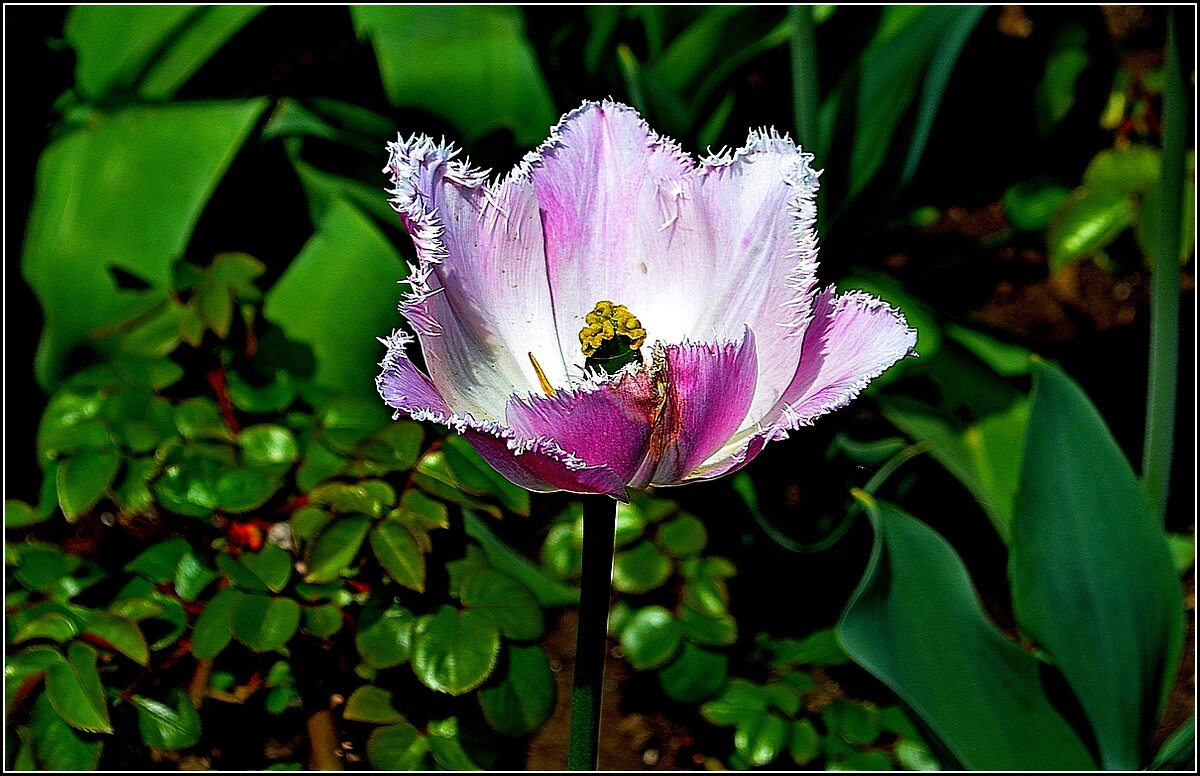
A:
[[679, 605, 737, 647], [460, 569, 544, 641], [215, 468, 279, 513], [659, 643, 727, 703], [442, 436, 530, 516], [824, 699, 881, 745], [6, 647, 62, 718], [943, 325, 1033, 377], [478, 644, 555, 736], [31, 693, 103, 770], [895, 739, 940, 770], [657, 513, 708, 557], [190, 587, 240, 660], [736, 712, 788, 767], [304, 514, 371, 583], [303, 604, 343, 639], [13, 543, 82, 594], [357, 421, 423, 472], [344, 685, 406, 724], [837, 496, 1095, 769], [790, 718, 821, 765], [620, 606, 683, 670], [264, 199, 404, 398], [1138, 171, 1196, 267], [227, 370, 298, 414], [370, 521, 426, 592], [238, 424, 299, 475], [463, 511, 580, 607], [412, 449, 502, 518], [6, 499, 47, 528], [45, 642, 112, 733], [22, 101, 265, 387], [1151, 716, 1195, 771], [613, 539, 673, 594], [411, 606, 501, 695], [1048, 188, 1136, 271], [231, 594, 301, 652], [238, 544, 292, 593], [216, 552, 270, 593], [1083, 146, 1162, 193], [351, 6, 556, 146], [291, 158, 403, 230], [1010, 360, 1183, 769], [1168, 533, 1195, 574], [132, 691, 201, 750], [13, 612, 79, 644], [356, 601, 416, 670], [1036, 24, 1089, 135], [174, 552, 219, 601], [770, 628, 849, 668], [57, 447, 120, 522], [702, 679, 766, 725], [368, 723, 429, 770], [1002, 179, 1072, 232], [427, 717, 483, 770], [174, 398, 233, 442], [84, 612, 149, 665]]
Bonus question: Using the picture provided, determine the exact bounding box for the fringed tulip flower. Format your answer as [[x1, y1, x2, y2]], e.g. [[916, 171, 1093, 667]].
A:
[[377, 100, 917, 500]]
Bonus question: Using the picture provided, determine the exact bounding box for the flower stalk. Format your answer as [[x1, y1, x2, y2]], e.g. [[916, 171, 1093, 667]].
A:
[[567, 496, 618, 770]]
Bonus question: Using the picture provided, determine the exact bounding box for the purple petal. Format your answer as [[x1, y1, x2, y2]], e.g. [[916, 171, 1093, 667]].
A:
[[637, 328, 758, 486]]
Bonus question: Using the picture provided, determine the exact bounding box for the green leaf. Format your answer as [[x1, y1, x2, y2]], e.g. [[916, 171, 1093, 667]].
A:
[[460, 569, 544, 641], [22, 101, 266, 388], [478, 644, 555, 736], [735, 712, 788, 767], [679, 606, 737, 647], [6, 499, 47, 529], [238, 544, 293, 593], [31, 693, 103, 770], [45, 642, 112, 733], [1151, 716, 1195, 771], [190, 587, 241, 660], [263, 199, 404, 399], [13, 612, 80, 644], [411, 606, 501, 695], [132, 691, 201, 750], [231, 594, 301, 652], [1168, 533, 1195, 575], [215, 468, 280, 513], [357, 421, 424, 472], [344, 685, 406, 724], [57, 447, 120, 521], [619, 606, 683, 670], [370, 522, 426, 592], [351, 6, 556, 146], [303, 604, 343, 639], [702, 679, 767, 726], [355, 601, 415, 670], [1002, 179, 1072, 232], [227, 370, 298, 414], [427, 717, 484, 770], [441, 435, 530, 516], [239, 424, 299, 475], [943, 324, 1033, 377], [174, 551, 219, 601], [296, 440, 347, 492], [216, 552, 270, 593], [462, 511, 580, 607], [837, 496, 1095, 769], [658, 643, 727, 703], [1083, 146, 1162, 193], [174, 398, 233, 442], [1010, 360, 1183, 769], [656, 513, 708, 557], [65, 6, 195, 98], [790, 718, 821, 766], [84, 612, 149, 665], [769, 628, 849, 668], [1048, 188, 1137, 271], [7, 647, 61, 716], [368, 723, 429, 770], [824, 699, 881, 745], [612, 540, 673, 594], [304, 514, 371, 583], [1138, 170, 1196, 267], [13, 543, 82, 595], [1035, 24, 1089, 134]]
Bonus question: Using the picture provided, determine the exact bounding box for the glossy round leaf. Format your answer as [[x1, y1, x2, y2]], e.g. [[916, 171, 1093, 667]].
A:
[[371, 521, 426, 592], [411, 606, 501, 695], [478, 644, 555, 736], [612, 540, 673, 594], [344, 685, 406, 724], [619, 606, 683, 670], [355, 601, 416, 670], [790, 719, 821, 766], [238, 544, 292, 593], [368, 723, 429, 770], [6, 499, 46, 529], [231, 594, 301, 652], [239, 424, 299, 473], [174, 551, 220, 601], [215, 468, 279, 513], [1048, 188, 1136, 270], [735, 712, 787, 767], [658, 643, 727, 703], [303, 604, 343, 639], [460, 569, 544, 641], [57, 447, 120, 521], [656, 513, 708, 557]]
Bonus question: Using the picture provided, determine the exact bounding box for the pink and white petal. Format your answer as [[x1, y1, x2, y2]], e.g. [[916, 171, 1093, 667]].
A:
[[463, 429, 628, 499], [506, 369, 660, 485], [520, 101, 710, 366], [637, 328, 759, 487], [767, 287, 917, 430], [385, 135, 568, 420], [686, 131, 821, 429], [376, 329, 455, 420]]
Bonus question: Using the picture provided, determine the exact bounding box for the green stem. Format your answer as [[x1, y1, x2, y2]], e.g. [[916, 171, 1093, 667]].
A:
[[567, 496, 617, 770], [789, 5, 820, 155], [1142, 9, 1186, 521]]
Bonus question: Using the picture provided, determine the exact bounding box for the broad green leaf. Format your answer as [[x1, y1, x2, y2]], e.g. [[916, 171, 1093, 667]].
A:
[[57, 447, 120, 521], [943, 324, 1032, 377], [215, 468, 279, 513], [22, 101, 265, 387], [239, 424, 299, 474], [370, 522, 426, 592], [292, 157, 403, 230], [658, 643, 727, 703], [355, 600, 415, 670], [1010, 360, 1183, 769], [174, 398, 232, 442], [463, 511, 579, 607], [620, 606, 683, 670], [216, 552, 270, 593], [412, 449, 502, 518], [344, 685, 406, 724], [304, 514, 371, 583], [1048, 188, 1136, 271], [132, 691, 202, 750], [231, 594, 301, 652], [460, 569, 544, 641], [45, 643, 112, 733], [351, 6, 555, 146], [264, 199, 404, 398], [190, 587, 241, 660], [6, 499, 47, 528], [6, 648, 63, 718], [478, 644, 555, 736], [411, 606, 501, 696], [679, 605, 737, 647], [13, 543, 82, 594], [84, 612, 149, 665], [357, 421, 424, 472], [12, 612, 80, 644], [137, 6, 265, 99], [612, 539, 673, 594], [31, 693, 103, 770], [65, 6, 195, 98], [837, 496, 1095, 769], [1138, 171, 1196, 267], [238, 544, 292, 593], [368, 723, 429, 770], [1083, 146, 1162, 193]]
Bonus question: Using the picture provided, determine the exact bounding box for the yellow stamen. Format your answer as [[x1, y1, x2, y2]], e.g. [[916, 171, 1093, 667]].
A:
[[578, 300, 647, 357], [528, 352, 556, 397]]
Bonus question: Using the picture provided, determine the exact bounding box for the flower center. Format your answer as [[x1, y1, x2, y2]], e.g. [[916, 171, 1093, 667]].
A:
[[579, 300, 646, 375]]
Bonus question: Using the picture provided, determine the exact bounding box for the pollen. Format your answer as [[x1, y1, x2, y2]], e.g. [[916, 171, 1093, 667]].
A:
[[578, 300, 647, 357]]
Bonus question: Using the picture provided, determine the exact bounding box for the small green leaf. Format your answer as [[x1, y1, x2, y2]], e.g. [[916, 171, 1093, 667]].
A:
[[397, 488, 449, 531], [227, 370, 297, 414], [1083, 146, 1161, 193], [31, 693, 103, 769], [132, 691, 201, 750], [428, 716, 484, 770], [368, 723, 429, 770], [790, 719, 821, 766], [478, 644, 555, 736], [371, 522, 426, 592], [462, 511, 580, 607], [216, 552, 269, 593], [174, 398, 234, 442], [303, 604, 343, 639], [411, 606, 501, 695], [824, 699, 881, 745], [620, 606, 683, 670], [238, 544, 293, 593], [239, 424, 299, 474], [357, 421, 424, 471], [174, 552, 219, 601], [679, 606, 737, 646], [656, 513, 708, 557], [1002, 179, 1071, 232], [441, 435, 530, 516], [231, 594, 301, 652], [344, 685, 406, 724], [770, 628, 849, 668], [612, 540, 673, 594], [14, 543, 82, 594], [460, 569, 544, 641], [658, 643, 727, 703], [45, 642, 112, 733], [304, 514, 371, 583], [190, 587, 241, 660], [735, 712, 788, 767], [57, 447, 120, 521], [215, 468, 279, 513], [6, 499, 47, 529], [355, 601, 415, 670], [13, 612, 80, 644], [1048, 188, 1136, 271], [84, 612, 149, 666]]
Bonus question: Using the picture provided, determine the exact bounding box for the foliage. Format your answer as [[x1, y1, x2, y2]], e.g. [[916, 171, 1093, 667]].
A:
[[8, 4, 1193, 771]]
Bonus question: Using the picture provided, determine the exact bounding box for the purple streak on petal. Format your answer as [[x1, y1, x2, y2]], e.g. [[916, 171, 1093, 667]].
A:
[[769, 287, 917, 429], [463, 431, 627, 499], [640, 328, 758, 486], [506, 369, 660, 484]]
